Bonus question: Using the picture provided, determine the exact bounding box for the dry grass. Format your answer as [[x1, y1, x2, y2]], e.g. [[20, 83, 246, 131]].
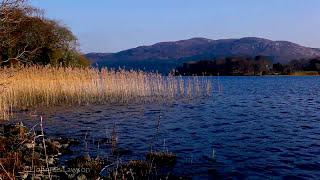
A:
[[0, 66, 212, 119], [289, 71, 320, 76]]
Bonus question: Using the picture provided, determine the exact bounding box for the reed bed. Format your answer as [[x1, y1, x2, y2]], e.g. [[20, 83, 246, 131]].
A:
[[0, 66, 212, 119]]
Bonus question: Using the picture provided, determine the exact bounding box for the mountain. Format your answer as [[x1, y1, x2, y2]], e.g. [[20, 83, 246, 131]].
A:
[[86, 37, 320, 73]]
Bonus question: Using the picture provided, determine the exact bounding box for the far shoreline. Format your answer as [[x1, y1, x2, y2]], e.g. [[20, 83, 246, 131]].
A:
[[175, 74, 320, 77]]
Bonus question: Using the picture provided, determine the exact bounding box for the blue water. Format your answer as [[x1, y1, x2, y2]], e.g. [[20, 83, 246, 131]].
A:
[[12, 76, 320, 179]]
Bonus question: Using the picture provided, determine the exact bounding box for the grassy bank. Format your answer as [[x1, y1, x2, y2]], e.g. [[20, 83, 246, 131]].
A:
[[0, 66, 212, 119], [288, 71, 320, 76]]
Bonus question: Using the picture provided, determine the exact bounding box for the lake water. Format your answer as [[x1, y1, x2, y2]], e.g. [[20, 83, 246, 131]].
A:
[[10, 76, 320, 179]]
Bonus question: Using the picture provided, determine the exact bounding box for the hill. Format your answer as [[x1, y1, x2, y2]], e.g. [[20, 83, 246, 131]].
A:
[[86, 37, 320, 73]]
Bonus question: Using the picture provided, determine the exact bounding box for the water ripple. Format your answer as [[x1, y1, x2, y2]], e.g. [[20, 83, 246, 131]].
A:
[[6, 76, 320, 179]]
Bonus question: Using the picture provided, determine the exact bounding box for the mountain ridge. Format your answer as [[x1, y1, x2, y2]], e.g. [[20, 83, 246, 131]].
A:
[[86, 37, 320, 73]]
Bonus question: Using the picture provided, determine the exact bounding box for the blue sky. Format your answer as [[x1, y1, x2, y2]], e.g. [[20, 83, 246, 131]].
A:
[[31, 0, 320, 53]]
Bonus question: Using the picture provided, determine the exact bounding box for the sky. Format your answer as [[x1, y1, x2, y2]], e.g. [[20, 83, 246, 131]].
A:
[[31, 0, 320, 53]]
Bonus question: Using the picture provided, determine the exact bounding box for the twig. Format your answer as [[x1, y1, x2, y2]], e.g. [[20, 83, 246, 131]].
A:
[[0, 162, 13, 180], [40, 116, 51, 179], [32, 126, 36, 178]]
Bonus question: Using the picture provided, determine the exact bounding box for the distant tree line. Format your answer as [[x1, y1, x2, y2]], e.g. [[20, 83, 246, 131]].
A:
[[174, 56, 320, 76], [0, 0, 89, 67], [273, 58, 320, 75]]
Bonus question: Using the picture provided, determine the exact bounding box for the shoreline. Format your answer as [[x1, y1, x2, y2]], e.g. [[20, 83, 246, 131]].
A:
[[175, 74, 320, 77]]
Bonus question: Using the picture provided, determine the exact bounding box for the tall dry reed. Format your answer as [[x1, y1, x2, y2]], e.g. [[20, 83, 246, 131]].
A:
[[0, 66, 212, 119]]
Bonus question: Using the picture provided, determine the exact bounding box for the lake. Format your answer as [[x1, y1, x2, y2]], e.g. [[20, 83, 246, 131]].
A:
[[9, 76, 320, 179]]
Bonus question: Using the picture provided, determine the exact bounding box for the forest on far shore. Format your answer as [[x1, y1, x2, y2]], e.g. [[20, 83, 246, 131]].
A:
[[174, 56, 320, 76]]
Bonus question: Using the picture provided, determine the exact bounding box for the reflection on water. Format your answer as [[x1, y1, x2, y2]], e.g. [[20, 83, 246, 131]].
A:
[[6, 76, 320, 179]]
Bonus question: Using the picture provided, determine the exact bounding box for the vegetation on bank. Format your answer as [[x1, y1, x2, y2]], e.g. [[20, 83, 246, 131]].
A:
[[0, 0, 89, 67], [174, 56, 320, 76], [0, 66, 212, 119], [0, 120, 183, 179]]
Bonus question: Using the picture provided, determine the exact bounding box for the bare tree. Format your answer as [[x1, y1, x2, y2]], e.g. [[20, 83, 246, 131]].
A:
[[0, 0, 43, 64], [0, 0, 88, 67]]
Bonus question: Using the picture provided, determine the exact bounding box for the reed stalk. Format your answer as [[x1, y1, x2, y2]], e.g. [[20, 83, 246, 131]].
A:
[[0, 66, 212, 120]]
